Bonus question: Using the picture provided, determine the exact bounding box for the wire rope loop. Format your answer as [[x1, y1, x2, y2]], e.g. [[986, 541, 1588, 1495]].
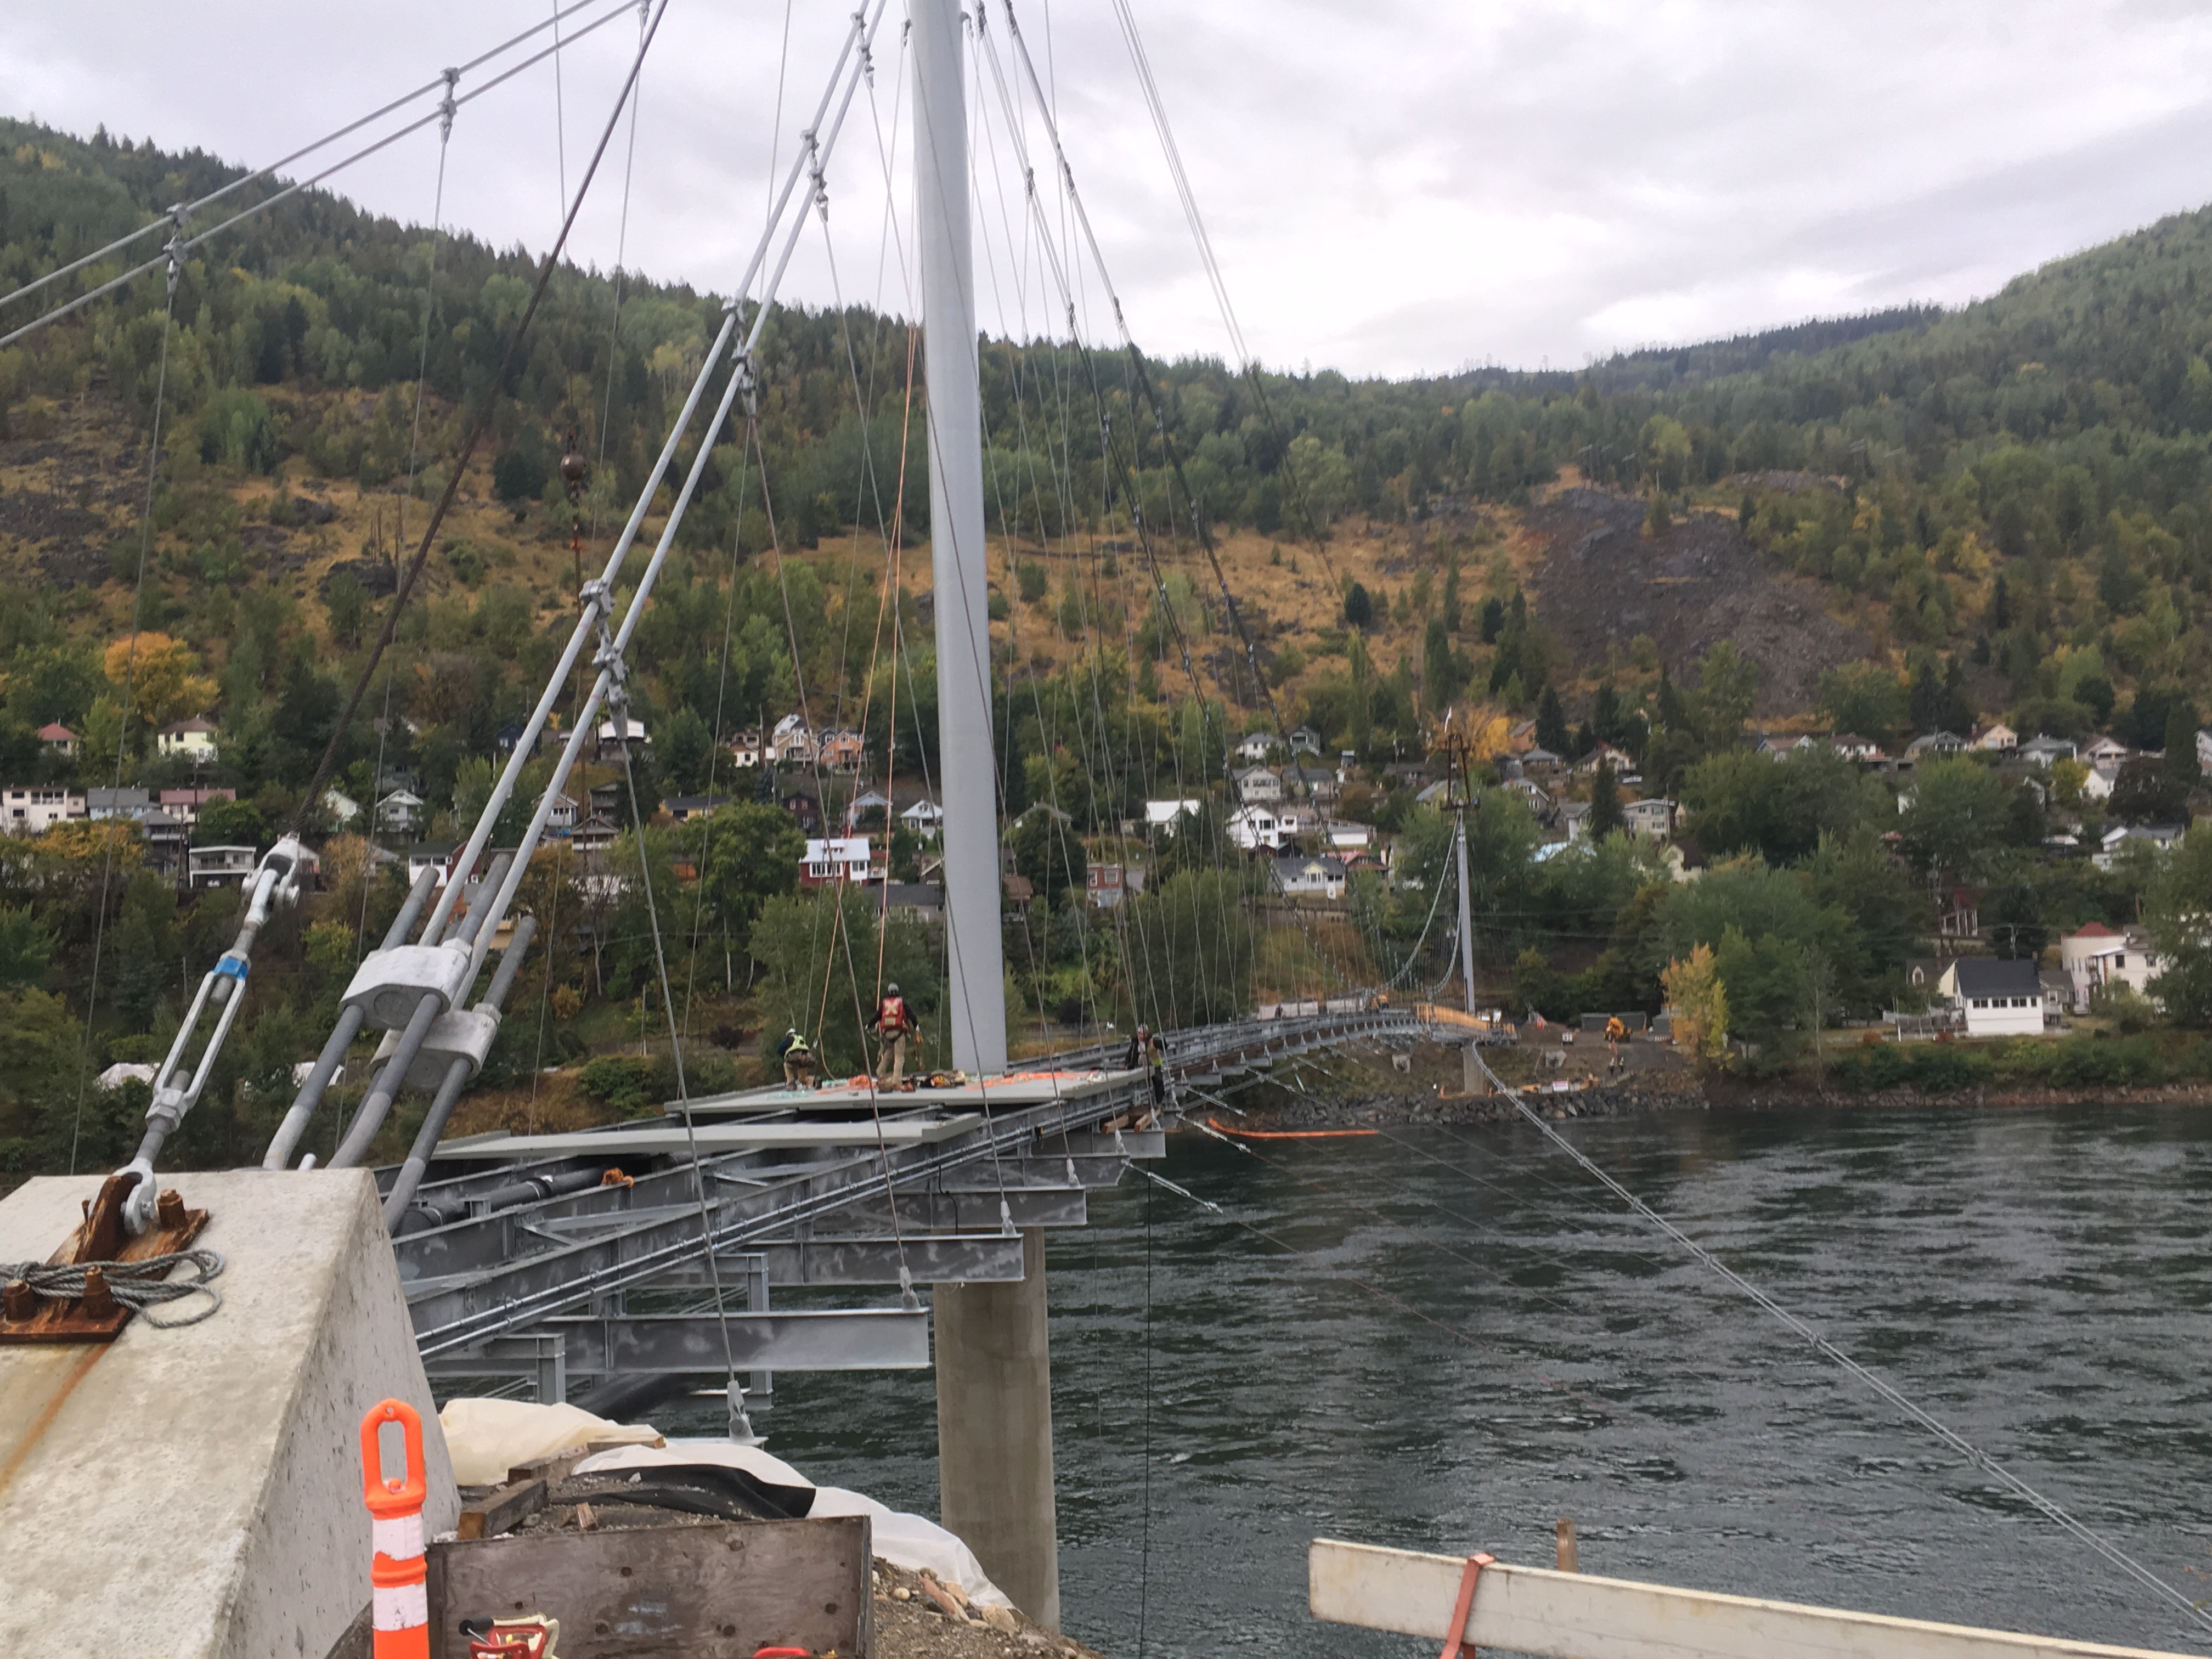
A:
[[1, 1248, 226, 1328]]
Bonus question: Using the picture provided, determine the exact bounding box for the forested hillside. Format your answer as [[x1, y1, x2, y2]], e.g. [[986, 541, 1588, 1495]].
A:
[[11, 110, 2212, 1186]]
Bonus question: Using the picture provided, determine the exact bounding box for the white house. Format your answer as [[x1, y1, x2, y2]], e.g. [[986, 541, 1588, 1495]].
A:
[[36, 721, 78, 757], [1938, 957, 2045, 1037], [188, 844, 258, 891], [2081, 762, 2120, 803], [1271, 854, 1346, 900], [594, 716, 649, 759], [1234, 731, 1277, 763], [2083, 735, 2131, 768], [1145, 799, 1200, 834], [2060, 922, 2160, 1005], [377, 789, 425, 833], [730, 730, 765, 769], [85, 787, 153, 821], [1234, 765, 1284, 804], [1623, 797, 1676, 839], [770, 713, 816, 765], [1228, 803, 1290, 852], [2021, 734, 2078, 767], [900, 798, 946, 840], [1, 786, 87, 834], [1829, 733, 1887, 763], [321, 787, 361, 825], [1287, 726, 1322, 758], [801, 836, 878, 885], [156, 715, 218, 760], [548, 792, 578, 831], [2095, 823, 2186, 870], [1324, 819, 1375, 853], [1559, 800, 1592, 842]]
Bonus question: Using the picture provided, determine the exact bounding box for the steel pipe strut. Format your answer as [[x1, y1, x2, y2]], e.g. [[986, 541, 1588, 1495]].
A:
[[383, 917, 536, 1227], [264, 867, 439, 1170], [330, 859, 508, 1169]]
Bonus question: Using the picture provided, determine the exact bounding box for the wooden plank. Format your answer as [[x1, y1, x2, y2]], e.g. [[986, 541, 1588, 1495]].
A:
[[1307, 1539, 2197, 1659], [427, 1514, 871, 1659], [456, 1477, 546, 1541], [504, 1440, 639, 1489]]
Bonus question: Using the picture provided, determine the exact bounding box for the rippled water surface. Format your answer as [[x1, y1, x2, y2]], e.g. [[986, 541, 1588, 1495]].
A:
[[666, 1102, 2212, 1657]]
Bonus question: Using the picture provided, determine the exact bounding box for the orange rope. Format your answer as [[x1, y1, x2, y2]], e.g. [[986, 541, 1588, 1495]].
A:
[[1207, 1116, 1377, 1140]]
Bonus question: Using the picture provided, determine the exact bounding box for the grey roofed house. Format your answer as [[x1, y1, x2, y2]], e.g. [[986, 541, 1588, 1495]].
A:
[[2019, 734, 2078, 765], [1948, 957, 2043, 999]]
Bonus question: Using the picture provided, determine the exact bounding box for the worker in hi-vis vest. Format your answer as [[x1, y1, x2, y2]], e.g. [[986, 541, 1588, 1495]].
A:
[[774, 1027, 819, 1090], [871, 983, 917, 1088]]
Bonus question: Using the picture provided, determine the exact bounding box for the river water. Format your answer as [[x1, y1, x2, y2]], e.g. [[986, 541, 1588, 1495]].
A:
[[669, 1102, 2212, 1657]]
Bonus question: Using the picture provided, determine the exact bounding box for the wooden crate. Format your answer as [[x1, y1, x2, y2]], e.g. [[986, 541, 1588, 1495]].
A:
[[426, 1514, 872, 1658]]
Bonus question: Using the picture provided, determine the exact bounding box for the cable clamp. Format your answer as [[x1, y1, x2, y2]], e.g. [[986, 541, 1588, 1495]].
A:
[[854, 8, 874, 84], [162, 205, 185, 296], [579, 577, 614, 619], [732, 353, 759, 417], [806, 131, 830, 220], [438, 69, 459, 142], [214, 953, 249, 984]]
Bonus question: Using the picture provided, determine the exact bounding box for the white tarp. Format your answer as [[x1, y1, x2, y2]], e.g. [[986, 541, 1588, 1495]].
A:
[[573, 1440, 1012, 1608], [437, 1397, 663, 1486]]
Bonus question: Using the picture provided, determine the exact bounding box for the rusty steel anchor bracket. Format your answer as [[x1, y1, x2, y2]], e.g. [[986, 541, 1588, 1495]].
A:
[[0, 1171, 208, 1345]]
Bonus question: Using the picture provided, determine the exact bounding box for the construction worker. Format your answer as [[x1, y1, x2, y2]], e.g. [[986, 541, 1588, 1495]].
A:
[[1144, 1026, 1168, 1112], [774, 1027, 819, 1090], [1604, 1014, 1628, 1074], [871, 981, 917, 1088], [1123, 1023, 1150, 1071]]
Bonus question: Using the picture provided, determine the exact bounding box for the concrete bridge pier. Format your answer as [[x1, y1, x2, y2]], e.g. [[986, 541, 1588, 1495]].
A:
[[934, 1227, 1059, 1629]]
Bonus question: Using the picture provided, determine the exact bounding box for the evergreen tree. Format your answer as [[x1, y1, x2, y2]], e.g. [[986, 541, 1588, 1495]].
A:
[[1989, 572, 2011, 631], [1588, 759, 1626, 838], [1342, 580, 1374, 630], [1536, 685, 1570, 753], [2165, 701, 2202, 788], [1909, 661, 1946, 733]]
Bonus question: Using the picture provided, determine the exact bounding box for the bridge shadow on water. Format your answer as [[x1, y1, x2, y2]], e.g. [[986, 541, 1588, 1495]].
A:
[[662, 1101, 2212, 1659]]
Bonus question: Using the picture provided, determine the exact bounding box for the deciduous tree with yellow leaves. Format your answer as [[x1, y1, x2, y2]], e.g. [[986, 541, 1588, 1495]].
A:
[[1662, 943, 1730, 1067], [103, 633, 218, 732]]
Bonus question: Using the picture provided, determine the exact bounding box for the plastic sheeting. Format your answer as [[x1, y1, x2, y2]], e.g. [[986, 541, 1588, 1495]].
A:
[[437, 1397, 664, 1486], [574, 1440, 1012, 1608]]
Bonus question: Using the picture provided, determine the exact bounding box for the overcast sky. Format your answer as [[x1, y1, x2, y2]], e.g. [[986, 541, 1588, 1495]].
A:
[[9, 1, 2212, 380]]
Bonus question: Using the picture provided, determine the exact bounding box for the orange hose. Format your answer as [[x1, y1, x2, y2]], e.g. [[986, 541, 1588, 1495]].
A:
[[1207, 1116, 1377, 1139]]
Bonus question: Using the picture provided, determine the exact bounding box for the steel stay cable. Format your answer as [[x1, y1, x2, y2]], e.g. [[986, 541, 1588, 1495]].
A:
[[0, 0, 643, 355], [286, 0, 668, 845], [1470, 1048, 2212, 1633], [0, 0, 631, 317]]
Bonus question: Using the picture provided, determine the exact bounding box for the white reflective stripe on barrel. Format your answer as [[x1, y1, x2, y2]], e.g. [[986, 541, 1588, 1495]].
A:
[[372, 1514, 425, 1559], [373, 1579, 429, 1632]]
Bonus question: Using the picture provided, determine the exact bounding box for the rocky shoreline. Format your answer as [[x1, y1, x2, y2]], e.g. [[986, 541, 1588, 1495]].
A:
[[1199, 1073, 2212, 1131]]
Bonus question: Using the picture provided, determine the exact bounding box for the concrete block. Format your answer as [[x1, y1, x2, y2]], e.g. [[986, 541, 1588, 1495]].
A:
[[0, 1168, 457, 1659]]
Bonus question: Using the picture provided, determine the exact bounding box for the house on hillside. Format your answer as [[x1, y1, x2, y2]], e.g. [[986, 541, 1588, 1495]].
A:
[[730, 729, 765, 770], [1234, 731, 1277, 763], [87, 787, 154, 821], [881, 881, 944, 923], [37, 722, 77, 757], [2083, 735, 2132, 768], [494, 721, 535, 759], [664, 795, 729, 824], [2096, 823, 2185, 869], [377, 790, 425, 834], [801, 836, 879, 886], [1228, 804, 1289, 853], [1757, 733, 1818, 760], [594, 716, 648, 759], [160, 787, 236, 827], [2061, 922, 2161, 1007], [1829, 733, 1887, 763], [1973, 722, 2019, 753], [188, 844, 257, 891], [1573, 742, 1639, 778], [1938, 957, 2044, 1037], [1906, 731, 1967, 761], [1235, 764, 1284, 804], [900, 797, 945, 841], [547, 793, 578, 832], [819, 729, 866, 772], [1085, 863, 1144, 909], [770, 713, 816, 765], [1271, 854, 1346, 900], [156, 715, 218, 760], [781, 791, 822, 835], [1145, 799, 1200, 835], [568, 814, 619, 853], [2, 786, 86, 834], [1622, 797, 1676, 839], [1559, 800, 1592, 842], [1287, 726, 1322, 758], [2021, 734, 2078, 767]]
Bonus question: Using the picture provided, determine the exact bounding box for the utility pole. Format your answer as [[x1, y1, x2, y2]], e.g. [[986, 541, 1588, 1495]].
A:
[[1438, 726, 1482, 1092], [915, 0, 1057, 1629]]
